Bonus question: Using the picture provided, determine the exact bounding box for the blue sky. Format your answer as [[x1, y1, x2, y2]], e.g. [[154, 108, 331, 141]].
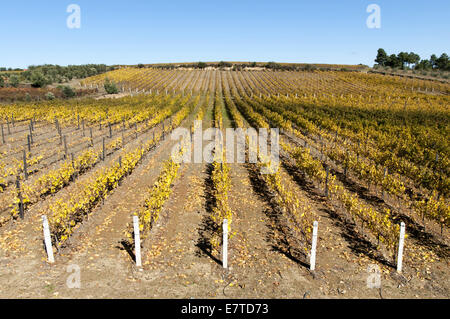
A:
[[1, 0, 449, 68]]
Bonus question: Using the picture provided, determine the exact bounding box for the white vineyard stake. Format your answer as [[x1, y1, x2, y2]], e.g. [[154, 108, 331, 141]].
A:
[[42, 215, 54, 263], [223, 219, 228, 269], [310, 221, 319, 271], [133, 215, 142, 267], [397, 222, 406, 273]]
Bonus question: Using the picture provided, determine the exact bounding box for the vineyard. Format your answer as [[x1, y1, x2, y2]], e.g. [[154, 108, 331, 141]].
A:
[[0, 68, 448, 298]]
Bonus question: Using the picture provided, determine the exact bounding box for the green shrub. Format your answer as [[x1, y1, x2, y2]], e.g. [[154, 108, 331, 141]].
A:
[[218, 61, 232, 68], [30, 71, 50, 88], [46, 92, 55, 100], [197, 62, 207, 69], [9, 75, 20, 87], [61, 85, 76, 98], [104, 78, 119, 94]]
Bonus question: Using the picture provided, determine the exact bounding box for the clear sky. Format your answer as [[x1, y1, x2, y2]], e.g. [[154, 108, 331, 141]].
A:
[[1, 0, 449, 68]]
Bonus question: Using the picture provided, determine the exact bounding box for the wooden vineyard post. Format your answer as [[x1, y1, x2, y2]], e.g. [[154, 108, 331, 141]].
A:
[[27, 135, 31, 152], [397, 222, 406, 273], [382, 167, 388, 199], [310, 221, 318, 271], [223, 219, 228, 269], [1, 124, 4, 144], [77, 115, 80, 130], [7, 119, 11, 135], [57, 121, 62, 144], [42, 215, 54, 263], [82, 120, 85, 137], [63, 136, 68, 159], [23, 150, 28, 180], [119, 156, 122, 168], [324, 166, 329, 197], [90, 127, 93, 147], [122, 130, 125, 148], [344, 150, 348, 177], [109, 122, 112, 138], [133, 215, 142, 267], [12, 115, 14, 127], [320, 139, 324, 161], [29, 125, 33, 144], [16, 177, 24, 219], [102, 137, 106, 161]]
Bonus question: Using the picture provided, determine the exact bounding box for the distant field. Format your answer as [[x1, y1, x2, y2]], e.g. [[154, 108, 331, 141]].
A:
[[113, 61, 367, 71]]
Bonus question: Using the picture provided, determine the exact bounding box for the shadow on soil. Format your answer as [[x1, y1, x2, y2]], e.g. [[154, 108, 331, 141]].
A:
[[328, 155, 449, 260], [280, 152, 395, 268], [118, 240, 136, 263], [245, 162, 309, 269], [287, 133, 449, 259], [195, 162, 223, 266]]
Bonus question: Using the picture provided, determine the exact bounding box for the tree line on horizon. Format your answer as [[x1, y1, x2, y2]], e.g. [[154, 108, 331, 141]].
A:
[[375, 49, 449, 71], [0, 64, 113, 88]]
